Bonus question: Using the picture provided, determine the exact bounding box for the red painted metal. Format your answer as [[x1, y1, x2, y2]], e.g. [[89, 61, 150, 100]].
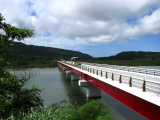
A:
[[58, 62, 160, 120]]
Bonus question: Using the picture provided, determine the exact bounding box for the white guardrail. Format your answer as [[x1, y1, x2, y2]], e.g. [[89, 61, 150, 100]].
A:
[[81, 62, 160, 76], [63, 61, 160, 96]]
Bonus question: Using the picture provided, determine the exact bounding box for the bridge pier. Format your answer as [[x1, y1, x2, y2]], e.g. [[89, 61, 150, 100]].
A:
[[58, 64, 63, 69], [71, 74, 79, 81], [79, 80, 101, 98], [62, 67, 67, 71], [65, 70, 79, 81], [58, 65, 67, 71]]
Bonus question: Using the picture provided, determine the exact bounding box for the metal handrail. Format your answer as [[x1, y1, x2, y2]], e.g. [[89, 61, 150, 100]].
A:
[[81, 62, 160, 76], [80, 63, 160, 95]]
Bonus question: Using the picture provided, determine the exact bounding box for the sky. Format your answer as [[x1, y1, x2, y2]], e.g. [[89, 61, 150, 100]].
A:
[[0, 0, 160, 57]]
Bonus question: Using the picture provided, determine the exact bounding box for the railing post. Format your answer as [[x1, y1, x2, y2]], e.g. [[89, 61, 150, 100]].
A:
[[142, 80, 146, 92], [119, 74, 122, 83], [129, 77, 132, 87], [97, 70, 98, 75], [112, 73, 114, 80], [106, 72, 108, 78], [101, 71, 103, 77]]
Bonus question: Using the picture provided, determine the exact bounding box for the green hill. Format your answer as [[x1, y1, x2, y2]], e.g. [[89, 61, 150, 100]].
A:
[[98, 51, 160, 60], [11, 42, 93, 60], [5, 42, 93, 67], [83, 51, 160, 66]]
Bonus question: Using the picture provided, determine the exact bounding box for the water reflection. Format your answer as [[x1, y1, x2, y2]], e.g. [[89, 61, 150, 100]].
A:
[[59, 68, 97, 107]]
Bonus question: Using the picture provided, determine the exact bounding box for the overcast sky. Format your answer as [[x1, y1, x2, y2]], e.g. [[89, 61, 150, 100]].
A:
[[0, 0, 160, 57]]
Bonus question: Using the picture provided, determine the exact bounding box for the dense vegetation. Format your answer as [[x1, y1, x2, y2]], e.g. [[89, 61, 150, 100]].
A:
[[98, 51, 160, 60], [0, 13, 43, 119], [7, 100, 113, 120], [6, 52, 57, 68], [89, 51, 160, 66]]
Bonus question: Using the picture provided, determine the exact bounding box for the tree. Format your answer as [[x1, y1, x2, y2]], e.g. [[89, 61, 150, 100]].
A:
[[0, 13, 43, 119]]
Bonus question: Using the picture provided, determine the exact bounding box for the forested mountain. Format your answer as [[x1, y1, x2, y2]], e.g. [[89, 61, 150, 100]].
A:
[[11, 42, 93, 60], [5, 42, 93, 67], [98, 51, 160, 60], [7, 42, 160, 67], [86, 51, 160, 66]]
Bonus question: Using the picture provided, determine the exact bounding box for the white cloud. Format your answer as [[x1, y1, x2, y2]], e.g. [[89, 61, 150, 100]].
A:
[[0, 0, 160, 49], [122, 8, 160, 38], [140, 8, 160, 34]]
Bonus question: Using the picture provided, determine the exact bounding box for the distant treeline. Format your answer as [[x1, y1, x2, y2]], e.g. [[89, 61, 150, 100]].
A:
[[97, 51, 160, 60], [90, 51, 160, 66], [6, 42, 160, 67], [5, 52, 57, 68], [85, 59, 160, 66]]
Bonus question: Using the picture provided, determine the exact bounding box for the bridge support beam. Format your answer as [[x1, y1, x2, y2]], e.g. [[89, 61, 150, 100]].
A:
[[79, 80, 101, 98]]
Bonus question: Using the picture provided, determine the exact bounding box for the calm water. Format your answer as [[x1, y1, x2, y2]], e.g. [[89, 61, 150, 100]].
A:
[[8, 66, 160, 120]]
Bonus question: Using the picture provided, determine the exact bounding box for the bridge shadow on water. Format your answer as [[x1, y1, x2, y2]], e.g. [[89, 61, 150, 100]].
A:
[[59, 68, 97, 108]]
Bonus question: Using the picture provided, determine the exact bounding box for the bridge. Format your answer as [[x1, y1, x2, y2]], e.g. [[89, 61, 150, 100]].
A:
[[57, 61, 160, 120]]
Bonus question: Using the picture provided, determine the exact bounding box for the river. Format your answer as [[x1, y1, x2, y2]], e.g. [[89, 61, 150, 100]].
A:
[[8, 66, 160, 120]]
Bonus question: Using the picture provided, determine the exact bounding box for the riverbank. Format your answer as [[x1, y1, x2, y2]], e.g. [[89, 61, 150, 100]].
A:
[[4, 60, 58, 68]]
